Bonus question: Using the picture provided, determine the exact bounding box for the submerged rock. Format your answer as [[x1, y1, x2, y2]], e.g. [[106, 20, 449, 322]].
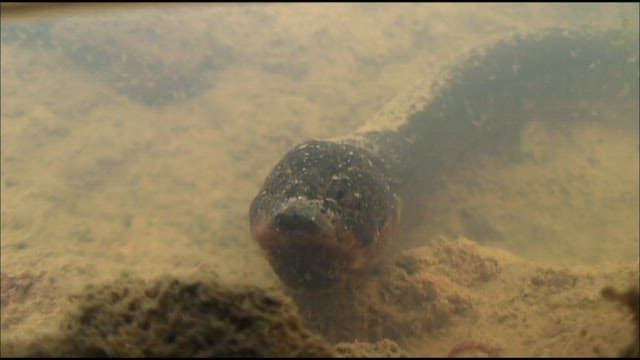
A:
[[0, 274, 335, 357]]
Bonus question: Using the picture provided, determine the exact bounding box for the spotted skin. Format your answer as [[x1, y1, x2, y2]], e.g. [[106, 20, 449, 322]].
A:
[[250, 140, 399, 289]]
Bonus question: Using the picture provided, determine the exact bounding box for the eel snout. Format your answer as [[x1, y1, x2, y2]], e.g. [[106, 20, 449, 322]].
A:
[[251, 197, 366, 289]]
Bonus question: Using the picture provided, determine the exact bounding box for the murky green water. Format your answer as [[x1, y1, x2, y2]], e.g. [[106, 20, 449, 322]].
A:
[[1, 3, 638, 356]]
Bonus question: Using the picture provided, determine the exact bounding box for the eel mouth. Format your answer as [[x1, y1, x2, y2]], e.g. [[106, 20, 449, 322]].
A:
[[250, 198, 369, 289]]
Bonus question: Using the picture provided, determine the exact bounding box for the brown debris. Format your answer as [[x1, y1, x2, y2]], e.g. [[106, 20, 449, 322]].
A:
[[447, 340, 500, 358], [601, 285, 640, 358], [0, 271, 48, 308], [0, 270, 60, 330], [335, 339, 408, 357], [530, 268, 578, 290]]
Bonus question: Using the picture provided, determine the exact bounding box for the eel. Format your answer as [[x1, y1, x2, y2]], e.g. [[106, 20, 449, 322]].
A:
[[249, 29, 639, 290]]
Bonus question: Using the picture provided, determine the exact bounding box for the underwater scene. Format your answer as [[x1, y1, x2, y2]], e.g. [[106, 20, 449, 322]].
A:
[[1, 3, 638, 357]]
